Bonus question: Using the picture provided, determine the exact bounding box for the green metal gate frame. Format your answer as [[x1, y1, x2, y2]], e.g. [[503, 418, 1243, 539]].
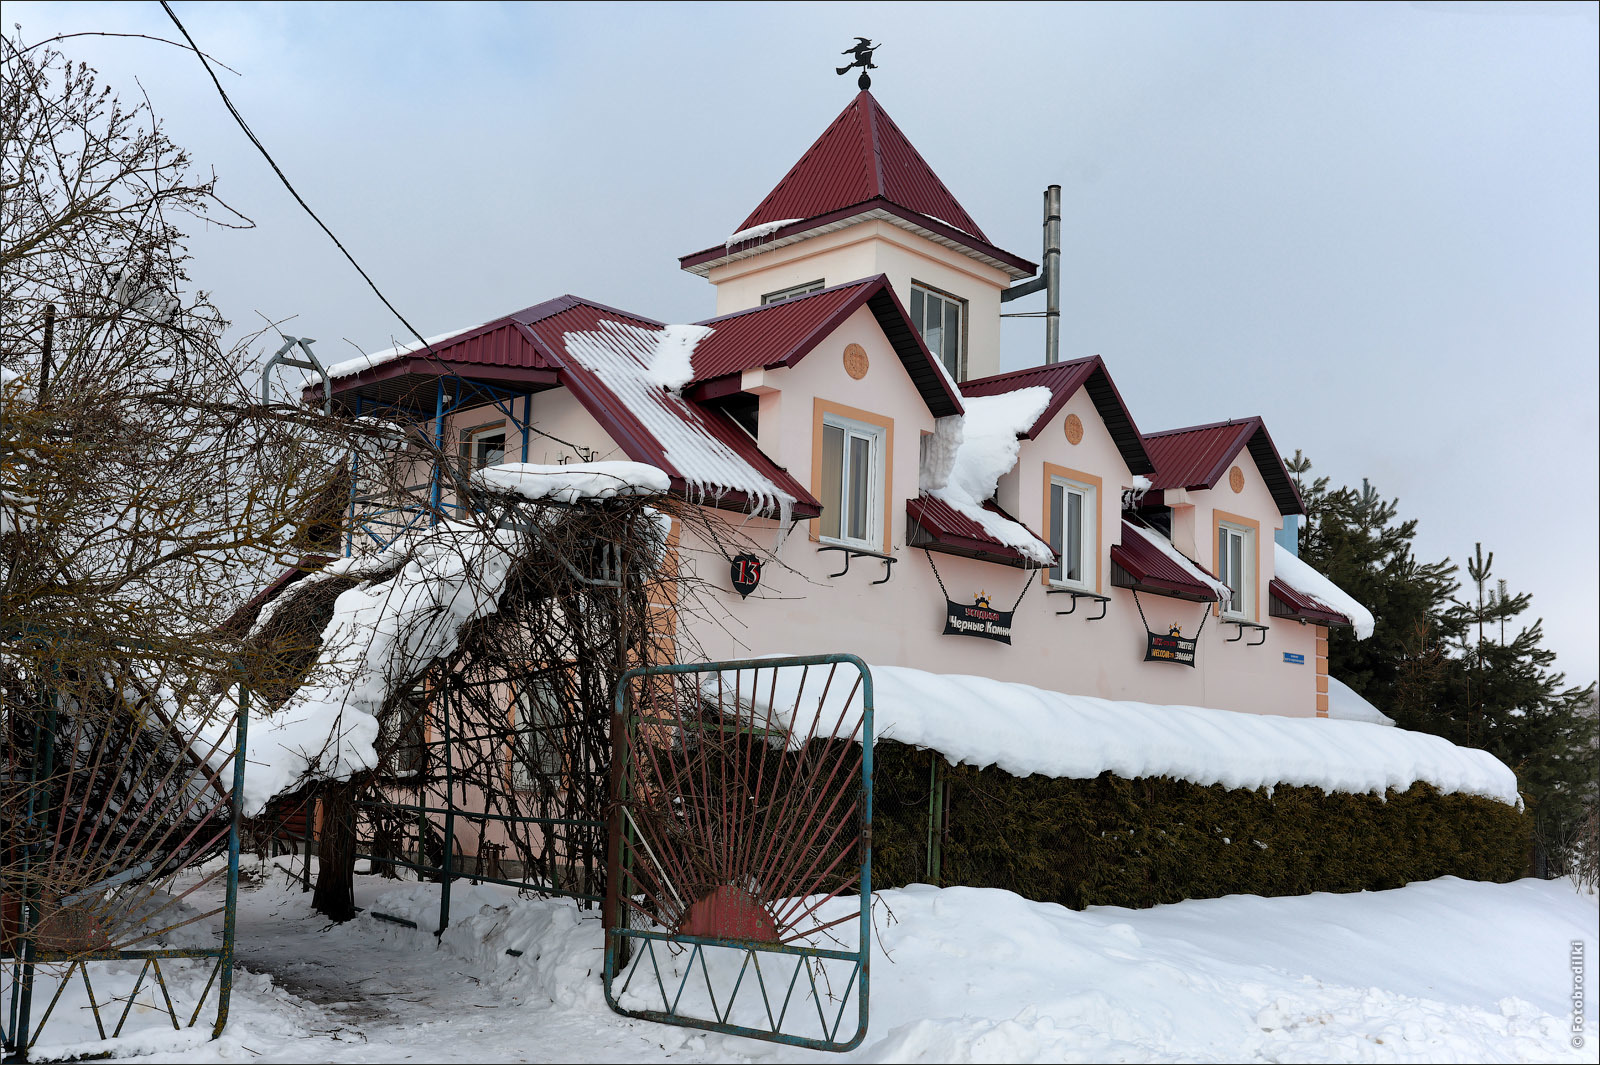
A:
[[603, 654, 874, 1053], [2, 658, 248, 1063]]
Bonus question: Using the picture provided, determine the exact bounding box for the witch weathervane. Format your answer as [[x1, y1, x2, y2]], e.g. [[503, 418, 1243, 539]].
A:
[[837, 37, 880, 90]]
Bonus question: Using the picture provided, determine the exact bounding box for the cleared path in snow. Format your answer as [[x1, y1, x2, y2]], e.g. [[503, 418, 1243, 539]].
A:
[[143, 864, 1594, 1063]]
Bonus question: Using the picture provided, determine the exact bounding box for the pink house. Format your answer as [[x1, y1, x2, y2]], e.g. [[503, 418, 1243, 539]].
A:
[[319, 89, 1372, 721]]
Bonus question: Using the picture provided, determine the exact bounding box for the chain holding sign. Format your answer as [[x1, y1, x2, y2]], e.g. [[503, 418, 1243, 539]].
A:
[[925, 551, 1031, 646], [1133, 590, 1210, 667]]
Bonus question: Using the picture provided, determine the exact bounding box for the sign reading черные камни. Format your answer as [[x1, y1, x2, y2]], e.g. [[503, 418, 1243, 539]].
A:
[[944, 597, 1015, 644]]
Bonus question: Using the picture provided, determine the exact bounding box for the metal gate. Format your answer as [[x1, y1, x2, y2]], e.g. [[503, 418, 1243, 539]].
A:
[[3, 661, 247, 1062], [604, 654, 873, 1052]]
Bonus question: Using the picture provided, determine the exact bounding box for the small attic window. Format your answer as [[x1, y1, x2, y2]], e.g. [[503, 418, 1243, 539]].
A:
[[910, 282, 965, 380], [761, 280, 825, 305]]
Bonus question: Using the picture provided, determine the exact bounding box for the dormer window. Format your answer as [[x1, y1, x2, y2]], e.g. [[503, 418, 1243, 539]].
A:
[[909, 282, 965, 380], [761, 280, 825, 304], [1217, 521, 1257, 620], [819, 411, 887, 549]]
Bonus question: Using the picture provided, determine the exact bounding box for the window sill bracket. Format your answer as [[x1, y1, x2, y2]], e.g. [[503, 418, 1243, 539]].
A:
[[1047, 588, 1110, 620], [818, 544, 896, 584]]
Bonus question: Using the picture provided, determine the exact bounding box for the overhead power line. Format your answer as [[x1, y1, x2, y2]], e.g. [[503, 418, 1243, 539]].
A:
[[159, 0, 435, 359]]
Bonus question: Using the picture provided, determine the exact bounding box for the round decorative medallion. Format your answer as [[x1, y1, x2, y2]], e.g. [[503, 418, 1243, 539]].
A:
[[1064, 413, 1084, 445], [842, 343, 869, 380], [1229, 465, 1245, 493]]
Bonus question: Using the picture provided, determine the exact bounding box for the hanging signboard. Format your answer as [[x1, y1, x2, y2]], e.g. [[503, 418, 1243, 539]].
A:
[[730, 553, 763, 598], [944, 595, 1015, 645], [1145, 626, 1198, 667]]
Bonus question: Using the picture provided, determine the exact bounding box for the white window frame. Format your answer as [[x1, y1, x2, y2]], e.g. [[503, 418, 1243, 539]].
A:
[[819, 413, 886, 551], [460, 421, 507, 474], [1047, 475, 1097, 592], [761, 279, 825, 305], [909, 281, 966, 380], [511, 675, 566, 793], [1217, 522, 1256, 621]]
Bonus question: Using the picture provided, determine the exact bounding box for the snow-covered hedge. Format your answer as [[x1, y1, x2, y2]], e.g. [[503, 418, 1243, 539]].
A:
[[870, 743, 1531, 910], [708, 662, 1520, 806]]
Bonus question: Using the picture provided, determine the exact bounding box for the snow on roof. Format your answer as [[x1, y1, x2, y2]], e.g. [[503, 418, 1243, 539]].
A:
[[1123, 522, 1232, 601], [473, 461, 670, 504], [725, 218, 803, 246], [920, 388, 1055, 566], [643, 324, 714, 392], [324, 327, 477, 381], [1328, 677, 1396, 726], [233, 519, 521, 816], [560, 319, 795, 520], [702, 661, 1519, 806], [1274, 543, 1376, 640]]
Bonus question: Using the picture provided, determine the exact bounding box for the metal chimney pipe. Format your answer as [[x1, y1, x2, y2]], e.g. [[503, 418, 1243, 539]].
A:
[[1044, 184, 1061, 364]]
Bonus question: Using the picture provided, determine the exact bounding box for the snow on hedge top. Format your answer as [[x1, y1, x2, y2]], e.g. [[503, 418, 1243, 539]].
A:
[[560, 320, 794, 520], [235, 519, 521, 816], [1274, 543, 1376, 639], [725, 218, 803, 246], [324, 328, 473, 381], [701, 661, 1519, 805], [920, 388, 1055, 565], [474, 461, 670, 504], [1123, 521, 1232, 601]]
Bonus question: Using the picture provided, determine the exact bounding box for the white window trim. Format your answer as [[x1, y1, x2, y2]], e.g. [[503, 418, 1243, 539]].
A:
[[910, 281, 967, 381], [1047, 475, 1097, 593], [1217, 521, 1256, 622], [820, 412, 886, 552], [761, 279, 825, 305], [511, 676, 565, 793], [460, 421, 508, 472]]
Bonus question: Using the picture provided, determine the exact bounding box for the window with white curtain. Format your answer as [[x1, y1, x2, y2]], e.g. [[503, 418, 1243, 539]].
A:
[[819, 414, 885, 549], [1048, 476, 1096, 590]]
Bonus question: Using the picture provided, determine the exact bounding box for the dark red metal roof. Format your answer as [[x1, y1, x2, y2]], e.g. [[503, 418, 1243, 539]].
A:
[[740, 90, 987, 239], [907, 495, 1053, 569], [306, 304, 568, 413], [1109, 521, 1219, 603], [679, 92, 1035, 278], [218, 554, 337, 637], [1269, 576, 1351, 627], [1142, 417, 1304, 515], [684, 275, 962, 418], [515, 297, 823, 518], [961, 357, 1155, 475]]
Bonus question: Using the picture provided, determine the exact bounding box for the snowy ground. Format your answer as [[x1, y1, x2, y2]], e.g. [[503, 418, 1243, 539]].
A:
[[16, 860, 1595, 1063]]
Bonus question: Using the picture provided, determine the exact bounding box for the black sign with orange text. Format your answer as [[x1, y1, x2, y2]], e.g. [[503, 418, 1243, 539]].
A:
[[1145, 627, 1198, 667]]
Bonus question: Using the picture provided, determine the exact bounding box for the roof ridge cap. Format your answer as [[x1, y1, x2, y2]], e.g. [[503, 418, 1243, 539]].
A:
[[1144, 415, 1261, 439]]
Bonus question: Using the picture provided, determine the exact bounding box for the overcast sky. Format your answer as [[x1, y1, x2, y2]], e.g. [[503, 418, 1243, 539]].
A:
[[12, 1, 1597, 686]]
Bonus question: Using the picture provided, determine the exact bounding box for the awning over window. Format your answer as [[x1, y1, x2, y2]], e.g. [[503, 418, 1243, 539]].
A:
[[1269, 577, 1352, 627], [907, 495, 1054, 569], [1109, 520, 1221, 603]]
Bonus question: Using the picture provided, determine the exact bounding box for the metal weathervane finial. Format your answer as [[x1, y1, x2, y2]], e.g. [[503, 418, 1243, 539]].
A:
[[837, 37, 880, 90]]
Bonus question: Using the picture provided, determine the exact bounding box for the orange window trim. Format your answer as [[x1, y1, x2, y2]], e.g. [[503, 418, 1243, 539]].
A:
[[810, 398, 894, 555], [1213, 508, 1262, 621], [1039, 462, 1103, 594]]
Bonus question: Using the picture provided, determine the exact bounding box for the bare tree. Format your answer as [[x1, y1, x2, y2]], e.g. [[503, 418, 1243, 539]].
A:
[[1, 29, 356, 950]]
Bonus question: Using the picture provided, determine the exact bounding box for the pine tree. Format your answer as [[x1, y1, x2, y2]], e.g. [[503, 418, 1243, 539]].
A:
[[1442, 545, 1598, 871], [1286, 452, 1459, 728]]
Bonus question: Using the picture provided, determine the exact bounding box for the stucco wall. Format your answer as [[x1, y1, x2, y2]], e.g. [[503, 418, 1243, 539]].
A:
[[705, 221, 1010, 381], [413, 322, 1322, 718]]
